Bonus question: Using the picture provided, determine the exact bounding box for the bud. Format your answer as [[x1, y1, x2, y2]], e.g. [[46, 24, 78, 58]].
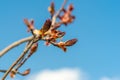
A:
[[68, 4, 74, 12], [10, 69, 17, 78], [41, 19, 51, 34], [57, 31, 65, 38], [22, 69, 30, 76], [48, 2, 55, 16], [24, 19, 34, 32], [58, 42, 67, 52], [54, 41, 67, 52], [65, 38, 78, 46], [50, 30, 65, 39], [29, 43, 38, 56], [58, 4, 75, 25]]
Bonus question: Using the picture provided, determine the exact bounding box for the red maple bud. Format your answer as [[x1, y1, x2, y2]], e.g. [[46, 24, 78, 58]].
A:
[[59, 4, 75, 25], [52, 39, 77, 52], [68, 4, 74, 12], [24, 19, 35, 32], [52, 41, 67, 52], [48, 2, 55, 16], [22, 69, 30, 76], [10, 69, 17, 78], [40, 19, 51, 36], [65, 38, 78, 46], [29, 43, 38, 56], [57, 31, 65, 38], [57, 42, 67, 52], [49, 30, 65, 39]]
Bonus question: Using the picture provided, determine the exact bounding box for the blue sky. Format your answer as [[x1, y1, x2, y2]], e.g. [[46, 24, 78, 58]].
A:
[[0, 0, 120, 80]]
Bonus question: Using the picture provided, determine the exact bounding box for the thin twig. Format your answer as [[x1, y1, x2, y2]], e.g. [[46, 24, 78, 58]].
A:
[[0, 0, 67, 58], [1, 40, 35, 80], [15, 49, 34, 71], [0, 69, 27, 76], [1, 1, 68, 80], [0, 70, 6, 73], [0, 36, 34, 57], [16, 41, 31, 66], [51, 0, 67, 26]]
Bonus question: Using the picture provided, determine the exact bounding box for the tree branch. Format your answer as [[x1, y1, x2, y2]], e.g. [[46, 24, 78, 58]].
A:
[[1, 39, 35, 80], [1, 0, 69, 80], [51, 0, 67, 26], [15, 46, 36, 72], [0, 70, 6, 73], [0, 69, 29, 76], [0, 36, 34, 57]]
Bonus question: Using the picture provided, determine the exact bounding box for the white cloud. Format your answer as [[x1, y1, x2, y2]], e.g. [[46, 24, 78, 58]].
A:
[[27, 68, 89, 80], [25, 68, 120, 80], [100, 76, 120, 80]]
